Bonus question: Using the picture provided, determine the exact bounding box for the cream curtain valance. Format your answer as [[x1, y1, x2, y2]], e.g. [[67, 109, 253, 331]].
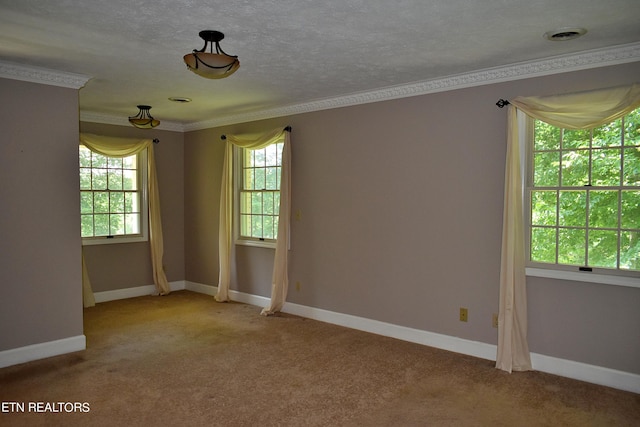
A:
[[510, 83, 640, 129], [80, 134, 153, 157], [497, 83, 640, 373], [216, 128, 291, 316], [80, 133, 170, 297]]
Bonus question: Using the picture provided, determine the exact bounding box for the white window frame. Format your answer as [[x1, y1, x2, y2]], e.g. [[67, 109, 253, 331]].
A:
[[80, 146, 149, 246], [233, 143, 283, 249], [522, 111, 640, 288]]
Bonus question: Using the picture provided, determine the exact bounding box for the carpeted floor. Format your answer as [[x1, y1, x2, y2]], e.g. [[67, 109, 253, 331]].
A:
[[1, 290, 638, 426]]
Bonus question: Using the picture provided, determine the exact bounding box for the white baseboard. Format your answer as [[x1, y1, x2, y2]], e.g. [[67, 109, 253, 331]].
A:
[[184, 281, 217, 296], [183, 281, 639, 394], [0, 335, 86, 369], [530, 352, 640, 394], [24, 281, 633, 394], [281, 300, 499, 361], [93, 281, 186, 303]]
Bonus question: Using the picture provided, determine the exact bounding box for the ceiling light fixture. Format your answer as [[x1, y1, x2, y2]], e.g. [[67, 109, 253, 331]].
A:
[[169, 97, 192, 103], [128, 105, 160, 129], [183, 30, 240, 79], [544, 27, 587, 41]]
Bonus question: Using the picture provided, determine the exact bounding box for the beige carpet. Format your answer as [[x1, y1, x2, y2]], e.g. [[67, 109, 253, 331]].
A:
[[1, 290, 638, 426]]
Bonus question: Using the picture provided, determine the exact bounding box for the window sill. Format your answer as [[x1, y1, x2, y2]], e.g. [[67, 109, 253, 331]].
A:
[[235, 239, 276, 249], [526, 268, 640, 289], [82, 235, 148, 246]]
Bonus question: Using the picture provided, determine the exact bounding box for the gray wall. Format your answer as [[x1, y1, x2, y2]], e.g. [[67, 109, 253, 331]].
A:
[[184, 62, 640, 374], [0, 78, 84, 351], [1, 61, 638, 376]]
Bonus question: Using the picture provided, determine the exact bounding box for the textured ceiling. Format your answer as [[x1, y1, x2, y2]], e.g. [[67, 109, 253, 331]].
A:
[[1, 0, 639, 129]]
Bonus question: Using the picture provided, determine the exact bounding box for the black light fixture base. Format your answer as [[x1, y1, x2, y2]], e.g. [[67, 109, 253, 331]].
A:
[[199, 30, 224, 43]]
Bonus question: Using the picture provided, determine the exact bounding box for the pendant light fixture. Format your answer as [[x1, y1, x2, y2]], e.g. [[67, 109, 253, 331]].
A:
[[183, 30, 240, 79], [128, 105, 160, 129]]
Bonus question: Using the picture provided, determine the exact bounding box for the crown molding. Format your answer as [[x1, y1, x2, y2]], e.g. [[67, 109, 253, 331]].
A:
[[79, 42, 640, 132], [0, 60, 90, 89], [184, 41, 640, 131], [79, 111, 185, 132]]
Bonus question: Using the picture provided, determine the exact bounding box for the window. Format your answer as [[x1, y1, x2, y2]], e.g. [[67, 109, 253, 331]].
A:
[[235, 141, 284, 246], [79, 145, 148, 245], [527, 108, 640, 274]]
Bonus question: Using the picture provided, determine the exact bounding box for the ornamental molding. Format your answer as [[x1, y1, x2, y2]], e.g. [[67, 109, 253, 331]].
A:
[[184, 41, 640, 131], [79, 111, 185, 132], [0, 60, 90, 89], [11, 41, 635, 130]]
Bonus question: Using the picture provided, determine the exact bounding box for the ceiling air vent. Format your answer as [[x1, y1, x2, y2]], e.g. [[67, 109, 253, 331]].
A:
[[544, 28, 587, 41]]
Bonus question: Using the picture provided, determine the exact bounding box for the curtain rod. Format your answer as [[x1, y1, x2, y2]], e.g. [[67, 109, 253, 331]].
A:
[[496, 99, 510, 108], [153, 138, 159, 144], [221, 126, 292, 140]]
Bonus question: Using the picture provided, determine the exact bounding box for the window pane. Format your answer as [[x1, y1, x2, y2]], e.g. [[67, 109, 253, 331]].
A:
[[531, 227, 556, 263], [263, 215, 274, 239], [534, 121, 560, 151], [254, 149, 266, 167], [110, 214, 125, 235], [124, 192, 137, 213], [123, 170, 137, 190], [592, 149, 621, 186], [263, 192, 274, 215], [108, 157, 123, 168], [80, 168, 92, 190], [265, 144, 278, 166], [530, 111, 639, 273], [81, 215, 94, 237], [255, 168, 266, 190], [110, 192, 124, 213], [620, 231, 640, 270], [624, 109, 640, 146], [589, 190, 619, 229], [125, 213, 140, 234], [558, 228, 586, 265], [621, 191, 640, 229], [238, 142, 283, 241], [559, 190, 586, 227], [265, 167, 278, 190], [94, 214, 109, 236], [623, 147, 640, 186], [534, 152, 560, 186], [80, 192, 93, 214], [108, 169, 123, 190], [592, 119, 621, 148], [251, 193, 262, 214], [561, 150, 589, 186], [563, 128, 590, 149], [92, 168, 108, 189], [79, 146, 92, 167], [94, 192, 109, 213], [589, 230, 618, 269], [91, 153, 108, 168], [79, 148, 144, 242], [122, 155, 137, 169], [531, 191, 556, 226], [251, 214, 263, 238]]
